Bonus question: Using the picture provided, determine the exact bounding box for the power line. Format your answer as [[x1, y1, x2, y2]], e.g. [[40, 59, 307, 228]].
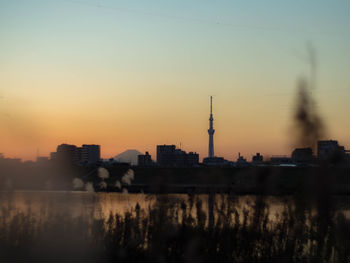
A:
[[60, 0, 340, 35]]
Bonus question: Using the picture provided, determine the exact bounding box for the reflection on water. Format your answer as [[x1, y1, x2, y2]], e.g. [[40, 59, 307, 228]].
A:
[[1, 191, 350, 221], [2, 190, 350, 263]]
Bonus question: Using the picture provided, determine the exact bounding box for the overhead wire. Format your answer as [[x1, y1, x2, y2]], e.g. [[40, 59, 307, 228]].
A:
[[60, 0, 341, 36]]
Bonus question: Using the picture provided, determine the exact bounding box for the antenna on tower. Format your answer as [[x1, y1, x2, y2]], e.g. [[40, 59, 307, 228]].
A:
[[210, 96, 213, 115]]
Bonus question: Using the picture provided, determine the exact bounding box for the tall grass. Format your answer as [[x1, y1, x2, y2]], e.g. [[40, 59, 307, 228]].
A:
[[0, 192, 350, 263]]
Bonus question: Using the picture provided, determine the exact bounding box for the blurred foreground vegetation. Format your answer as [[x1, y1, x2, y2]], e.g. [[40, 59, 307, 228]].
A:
[[1, 189, 350, 263]]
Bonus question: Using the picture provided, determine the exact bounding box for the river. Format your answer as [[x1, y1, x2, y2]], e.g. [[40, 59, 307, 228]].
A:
[[1, 191, 350, 222]]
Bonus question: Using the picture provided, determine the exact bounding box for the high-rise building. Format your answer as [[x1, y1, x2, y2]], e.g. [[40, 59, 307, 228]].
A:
[[52, 143, 101, 165], [208, 96, 215, 158], [157, 145, 176, 165], [56, 144, 79, 164], [80, 144, 101, 165], [156, 145, 199, 167]]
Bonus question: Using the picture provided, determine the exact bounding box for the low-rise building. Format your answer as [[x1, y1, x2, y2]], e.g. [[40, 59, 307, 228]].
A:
[[236, 153, 249, 167], [138, 151, 154, 166], [202, 157, 228, 166], [292, 148, 313, 165], [270, 156, 294, 166], [318, 140, 346, 161], [252, 153, 263, 165]]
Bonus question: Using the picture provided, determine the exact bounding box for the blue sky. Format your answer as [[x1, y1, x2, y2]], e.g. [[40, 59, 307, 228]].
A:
[[0, 0, 349, 160]]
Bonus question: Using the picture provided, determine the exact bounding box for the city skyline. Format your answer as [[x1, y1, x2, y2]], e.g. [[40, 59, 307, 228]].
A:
[[2, 138, 349, 166], [1, 0, 350, 160], [1, 89, 349, 161]]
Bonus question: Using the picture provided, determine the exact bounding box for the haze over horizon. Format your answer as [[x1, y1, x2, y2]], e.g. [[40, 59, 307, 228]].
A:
[[1, 0, 349, 161]]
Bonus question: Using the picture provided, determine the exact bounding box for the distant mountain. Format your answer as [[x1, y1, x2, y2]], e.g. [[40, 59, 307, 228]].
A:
[[114, 149, 142, 165]]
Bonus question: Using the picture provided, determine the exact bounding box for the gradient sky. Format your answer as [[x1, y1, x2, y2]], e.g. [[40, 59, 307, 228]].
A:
[[1, 0, 350, 161]]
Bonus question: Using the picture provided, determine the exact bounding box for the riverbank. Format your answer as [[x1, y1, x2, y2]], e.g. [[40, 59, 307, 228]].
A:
[[2, 164, 350, 195]]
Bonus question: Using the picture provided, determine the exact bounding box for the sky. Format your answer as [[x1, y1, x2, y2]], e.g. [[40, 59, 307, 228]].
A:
[[0, 0, 350, 161]]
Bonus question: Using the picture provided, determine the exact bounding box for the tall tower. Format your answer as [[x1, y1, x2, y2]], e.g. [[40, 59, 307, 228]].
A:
[[208, 96, 215, 158]]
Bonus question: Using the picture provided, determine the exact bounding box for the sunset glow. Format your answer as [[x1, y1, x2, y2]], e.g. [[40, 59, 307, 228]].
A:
[[1, 0, 349, 161]]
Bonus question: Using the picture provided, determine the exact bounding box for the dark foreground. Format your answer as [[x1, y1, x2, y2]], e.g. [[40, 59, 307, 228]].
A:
[[2, 162, 350, 195], [1, 163, 350, 262], [1, 192, 350, 263]]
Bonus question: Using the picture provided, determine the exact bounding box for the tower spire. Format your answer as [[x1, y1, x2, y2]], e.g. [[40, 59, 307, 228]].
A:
[[210, 96, 212, 115], [208, 96, 215, 158]]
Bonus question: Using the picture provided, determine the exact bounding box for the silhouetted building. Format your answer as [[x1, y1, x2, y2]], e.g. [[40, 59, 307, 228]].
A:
[[156, 145, 199, 167], [36, 157, 49, 165], [55, 144, 79, 164], [186, 152, 200, 166], [138, 151, 153, 166], [318, 140, 345, 161], [345, 151, 350, 163], [0, 154, 21, 166], [51, 143, 101, 165], [270, 156, 293, 166], [157, 145, 175, 165], [80, 144, 100, 165], [292, 148, 313, 165], [202, 157, 227, 166], [236, 153, 249, 167], [252, 153, 263, 165], [50, 152, 57, 161], [37, 156, 49, 162]]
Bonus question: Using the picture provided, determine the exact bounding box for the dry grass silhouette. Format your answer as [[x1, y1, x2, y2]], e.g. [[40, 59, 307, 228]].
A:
[[0, 191, 350, 263]]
